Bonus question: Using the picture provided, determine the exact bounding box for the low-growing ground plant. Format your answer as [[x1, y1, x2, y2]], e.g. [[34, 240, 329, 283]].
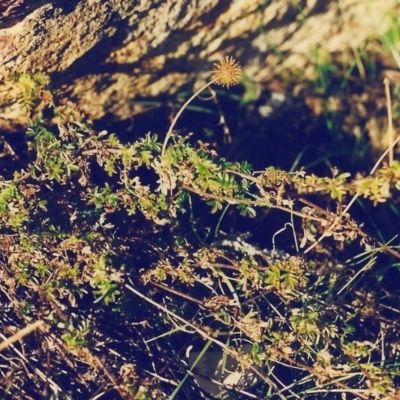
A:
[[1, 55, 400, 400]]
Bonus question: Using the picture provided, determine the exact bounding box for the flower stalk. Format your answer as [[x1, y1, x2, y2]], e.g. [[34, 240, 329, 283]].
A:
[[161, 57, 241, 156]]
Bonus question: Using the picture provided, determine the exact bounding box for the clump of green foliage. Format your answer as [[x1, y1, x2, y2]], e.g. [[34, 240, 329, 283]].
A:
[[1, 66, 400, 400], [10, 71, 51, 111]]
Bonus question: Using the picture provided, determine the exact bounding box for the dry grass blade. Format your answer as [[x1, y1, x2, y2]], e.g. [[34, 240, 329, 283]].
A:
[[0, 320, 44, 352], [384, 77, 394, 166]]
